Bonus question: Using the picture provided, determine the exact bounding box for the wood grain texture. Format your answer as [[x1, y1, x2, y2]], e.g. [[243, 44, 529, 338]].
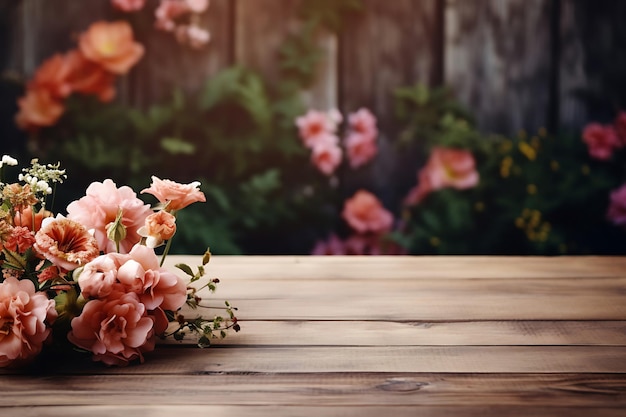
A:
[[2, 255, 625, 416], [445, 0, 553, 135]]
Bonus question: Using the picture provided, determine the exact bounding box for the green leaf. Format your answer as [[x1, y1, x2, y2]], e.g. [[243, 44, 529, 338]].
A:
[[175, 263, 195, 277]]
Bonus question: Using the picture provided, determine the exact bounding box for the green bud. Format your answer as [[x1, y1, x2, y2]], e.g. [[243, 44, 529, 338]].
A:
[[202, 248, 211, 265], [107, 208, 127, 251]]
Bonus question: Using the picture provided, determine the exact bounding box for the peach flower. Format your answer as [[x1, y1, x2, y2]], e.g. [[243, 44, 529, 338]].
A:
[[77, 253, 127, 299], [607, 184, 626, 227], [311, 140, 342, 176], [137, 210, 177, 248], [141, 176, 206, 212], [15, 88, 65, 131], [348, 108, 378, 140], [68, 291, 155, 366], [582, 123, 621, 160], [111, 0, 146, 12], [34, 217, 100, 272], [79, 21, 144, 74], [67, 179, 152, 253], [0, 277, 57, 367], [342, 190, 393, 234], [13, 206, 53, 232], [344, 132, 378, 168]]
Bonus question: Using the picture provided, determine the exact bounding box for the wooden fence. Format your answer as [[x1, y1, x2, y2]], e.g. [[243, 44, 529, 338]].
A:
[[3, 0, 623, 141]]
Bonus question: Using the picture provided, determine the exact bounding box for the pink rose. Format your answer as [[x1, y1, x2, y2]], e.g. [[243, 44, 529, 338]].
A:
[[311, 140, 343, 176], [342, 190, 393, 234], [344, 131, 378, 169], [34, 217, 100, 272], [111, 0, 146, 12], [0, 277, 57, 367], [141, 176, 206, 211], [348, 108, 378, 140], [607, 184, 626, 226], [67, 179, 152, 254], [582, 123, 621, 160], [68, 291, 155, 366], [138, 210, 177, 248]]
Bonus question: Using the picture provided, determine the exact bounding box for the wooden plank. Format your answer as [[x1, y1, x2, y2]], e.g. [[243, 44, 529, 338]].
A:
[[3, 373, 626, 407], [4, 405, 625, 417], [172, 320, 626, 347], [165, 255, 626, 280], [445, 0, 553, 135], [3, 346, 624, 375]]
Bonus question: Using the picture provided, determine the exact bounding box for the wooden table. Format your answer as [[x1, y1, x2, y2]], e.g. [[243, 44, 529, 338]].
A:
[[2, 256, 626, 416]]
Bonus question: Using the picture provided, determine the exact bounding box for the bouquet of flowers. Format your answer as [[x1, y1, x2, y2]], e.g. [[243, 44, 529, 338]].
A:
[[0, 155, 239, 367]]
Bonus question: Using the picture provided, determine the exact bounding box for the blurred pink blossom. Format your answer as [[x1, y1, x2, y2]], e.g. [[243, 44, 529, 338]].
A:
[[311, 140, 342, 176], [344, 131, 377, 168], [295, 109, 341, 148], [607, 184, 626, 226], [155, 0, 190, 31], [342, 190, 393, 234], [185, 0, 209, 13], [311, 234, 347, 255], [348, 108, 378, 140], [582, 123, 621, 160], [111, 0, 146, 12], [615, 111, 626, 145]]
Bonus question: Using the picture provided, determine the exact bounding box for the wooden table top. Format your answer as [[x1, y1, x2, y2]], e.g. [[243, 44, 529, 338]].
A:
[[2, 255, 626, 416]]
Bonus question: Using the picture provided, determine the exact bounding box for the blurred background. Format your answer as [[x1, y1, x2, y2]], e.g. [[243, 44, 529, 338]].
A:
[[1, 0, 626, 255]]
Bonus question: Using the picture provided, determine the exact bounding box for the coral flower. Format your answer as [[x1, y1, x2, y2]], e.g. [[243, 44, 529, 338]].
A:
[[311, 140, 343, 176], [137, 210, 177, 248], [65, 50, 116, 102], [342, 190, 393, 234], [141, 176, 206, 212], [607, 184, 626, 227], [425, 147, 479, 190], [4, 226, 36, 253], [67, 179, 152, 254], [28, 53, 73, 99], [13, 206, 53, 232], [0, 277, 57, 367], [582, 123, 621, 160], [111, 0, 146, 12], [15, 88, 65, 131], [34, 217, 100, 272], [78, 21, 145, 74], [68, 291, 155, 366], [344, 131, 378, 168]]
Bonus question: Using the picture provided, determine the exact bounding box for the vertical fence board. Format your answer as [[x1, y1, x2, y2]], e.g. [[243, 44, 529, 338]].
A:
[[445, 0, 553, 136], [559, 0, 587, 132], [127, 0, 233, 107], [338, 0, 439, 206]]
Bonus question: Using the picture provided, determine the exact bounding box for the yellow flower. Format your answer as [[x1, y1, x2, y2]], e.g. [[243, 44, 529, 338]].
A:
[[518, 141, 537, 160]]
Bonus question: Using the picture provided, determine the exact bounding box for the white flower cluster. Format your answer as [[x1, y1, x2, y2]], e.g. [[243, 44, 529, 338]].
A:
[[18, 158, 67, 196], [0, 155, 18, 168]]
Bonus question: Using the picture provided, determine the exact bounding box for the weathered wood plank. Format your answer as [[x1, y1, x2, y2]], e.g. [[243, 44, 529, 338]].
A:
[[445, 0, 553, 135], [170, 320, 626, 347], [3, 346, 624, 375], [3, 373, 626, 407], [4, 405, 624, 417], [166, 255, 626, 280]]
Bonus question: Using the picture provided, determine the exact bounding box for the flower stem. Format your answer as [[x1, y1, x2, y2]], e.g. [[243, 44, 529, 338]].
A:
[[160, 236, 173, 267]]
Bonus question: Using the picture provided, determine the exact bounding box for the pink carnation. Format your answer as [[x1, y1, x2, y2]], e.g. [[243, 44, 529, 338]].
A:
[[342, 190, 393, 234], [68, 291, 155, 366], [34, 217, 100, 272], [582, 123, 621, 160], [0, 277, 57, 367], [141, 176, 206, 212], [67, 179, 152, 254], [607, 184, 626, 226], [344, 131, 378, 168]]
